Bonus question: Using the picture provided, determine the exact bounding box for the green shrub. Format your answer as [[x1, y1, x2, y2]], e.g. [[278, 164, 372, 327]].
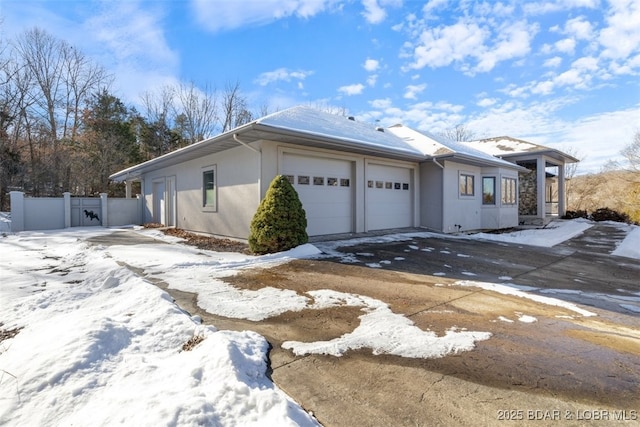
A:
[[249, 175, 308, 254]]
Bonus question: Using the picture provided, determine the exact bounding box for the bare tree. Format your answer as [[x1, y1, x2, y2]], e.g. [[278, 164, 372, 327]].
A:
[[439, 124, 476, 142], [139, 85, 176, 157], [173, 81, 219, 143], [221, 81, 252, 132], [620, 130, 640, 174], [10, 27, 110, 195]]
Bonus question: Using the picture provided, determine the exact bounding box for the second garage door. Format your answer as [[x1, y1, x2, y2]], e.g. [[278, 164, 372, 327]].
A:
[[282, 153, 354, 236], [366, 163, 413, 230]]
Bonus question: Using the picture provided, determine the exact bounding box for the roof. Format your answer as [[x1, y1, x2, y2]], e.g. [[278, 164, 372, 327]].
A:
[[386, 125, 524, 170], [110, 106, 526, 181], [467, 136, 579, 164]]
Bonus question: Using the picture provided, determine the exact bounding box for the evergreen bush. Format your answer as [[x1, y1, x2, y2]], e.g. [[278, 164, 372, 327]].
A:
[[249, 175, 308, 254]]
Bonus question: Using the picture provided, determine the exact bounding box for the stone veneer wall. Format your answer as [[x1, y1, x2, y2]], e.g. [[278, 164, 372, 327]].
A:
[[518, 163, 538, 216]]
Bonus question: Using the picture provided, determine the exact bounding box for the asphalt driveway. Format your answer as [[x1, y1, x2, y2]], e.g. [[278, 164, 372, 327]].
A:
[[145, 223, 640, 427]]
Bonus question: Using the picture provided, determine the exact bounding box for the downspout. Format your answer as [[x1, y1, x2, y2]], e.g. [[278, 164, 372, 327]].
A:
[[233, 133, 261, 154], [233, 133, 263, 215], [432, 158, 444, 169]]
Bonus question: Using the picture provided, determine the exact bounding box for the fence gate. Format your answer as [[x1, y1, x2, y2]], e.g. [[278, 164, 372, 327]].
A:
[[71, 198, 102, 226]]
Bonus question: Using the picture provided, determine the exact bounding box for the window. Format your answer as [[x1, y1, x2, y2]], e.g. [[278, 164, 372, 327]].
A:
[[328, 177, 338, 186], [482, 177, 496, 205], [502, 177, 517, 205], [459, 174, 474, 196], [340, 178, 350, 187], [313, 176, 324, 185], [298, 176, 310, 185], [203, 167, 216, 209]]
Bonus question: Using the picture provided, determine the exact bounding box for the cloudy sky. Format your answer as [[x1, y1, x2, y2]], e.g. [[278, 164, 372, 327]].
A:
[[3, 0, 639, 173]]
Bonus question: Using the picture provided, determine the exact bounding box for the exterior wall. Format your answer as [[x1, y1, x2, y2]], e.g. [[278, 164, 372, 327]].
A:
[[419, 161, 444, 232], [441, 161, 482, 233], [141, 144, 261, 239], [480, 167, 519, 230]]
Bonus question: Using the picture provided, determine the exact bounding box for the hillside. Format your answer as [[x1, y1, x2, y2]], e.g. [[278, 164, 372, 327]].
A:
[[567, 170, 640, 223]]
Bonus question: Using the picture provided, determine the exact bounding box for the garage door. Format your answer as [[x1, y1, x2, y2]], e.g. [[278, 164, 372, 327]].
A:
[[282, 153, 353, 236], [366, 163, 413, 230]]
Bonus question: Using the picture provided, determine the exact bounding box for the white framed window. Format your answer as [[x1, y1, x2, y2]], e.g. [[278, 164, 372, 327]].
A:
[[459, 173, 475, 196], [203, 166, 217, 210], [501, 177, 517, 205]]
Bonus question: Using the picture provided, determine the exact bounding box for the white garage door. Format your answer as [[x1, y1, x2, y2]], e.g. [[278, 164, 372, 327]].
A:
[[366, 163, 413, 230], [282, 153, 353, 236]]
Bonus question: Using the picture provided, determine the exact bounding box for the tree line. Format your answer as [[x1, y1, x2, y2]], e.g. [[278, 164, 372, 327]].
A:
[[0, 27, 258, 210]]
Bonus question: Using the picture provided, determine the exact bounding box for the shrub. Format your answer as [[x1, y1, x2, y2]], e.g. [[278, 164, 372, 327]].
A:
[[590, 207, 631, 223], [562, 210, 588, 220], [249, 175, 308, 254]]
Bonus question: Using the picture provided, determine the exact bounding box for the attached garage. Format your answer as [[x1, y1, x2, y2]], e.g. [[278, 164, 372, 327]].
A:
[[366, 163, 413, 230], [282, 152, 354, 236]]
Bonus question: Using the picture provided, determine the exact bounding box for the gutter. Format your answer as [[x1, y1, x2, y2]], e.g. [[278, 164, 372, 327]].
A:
[[432, 158, 444, 169]]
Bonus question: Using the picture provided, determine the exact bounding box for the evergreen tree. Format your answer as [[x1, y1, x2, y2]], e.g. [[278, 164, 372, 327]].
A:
[[249, 175, 308, 254]]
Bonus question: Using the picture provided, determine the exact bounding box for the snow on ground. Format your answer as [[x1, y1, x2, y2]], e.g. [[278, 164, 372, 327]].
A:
[[0, 230, 319, 426], [1, 219, 638, 425], [468, 218, 593, 247], [612, 225, 640, 259]]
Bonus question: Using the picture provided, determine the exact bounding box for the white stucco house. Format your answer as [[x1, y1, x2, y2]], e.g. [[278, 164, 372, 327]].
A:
[[109, 106, 577, 240]]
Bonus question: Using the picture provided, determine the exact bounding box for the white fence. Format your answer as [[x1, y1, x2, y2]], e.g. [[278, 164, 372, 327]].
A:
[[9, 191, 143, 232]]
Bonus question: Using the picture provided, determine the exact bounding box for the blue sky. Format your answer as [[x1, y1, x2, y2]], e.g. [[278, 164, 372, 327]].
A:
[[3, 0, 639, 173]]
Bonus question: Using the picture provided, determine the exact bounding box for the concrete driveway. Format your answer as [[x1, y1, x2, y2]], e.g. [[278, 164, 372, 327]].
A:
[[142, 226, 640, 426], [113, 225, 640, 426]]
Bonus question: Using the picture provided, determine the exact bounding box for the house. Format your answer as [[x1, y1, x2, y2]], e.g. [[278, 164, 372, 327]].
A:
[[109, 106, 576, 240], [467, 136, 579, 226]]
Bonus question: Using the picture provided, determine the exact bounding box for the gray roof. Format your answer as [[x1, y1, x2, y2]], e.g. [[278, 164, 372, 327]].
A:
[[110, 106, 526, 181]]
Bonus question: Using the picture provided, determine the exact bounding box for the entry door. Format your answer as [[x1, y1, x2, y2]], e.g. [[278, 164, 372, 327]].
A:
[[166, 176, 176, 227], [152, 180, 165, 225]]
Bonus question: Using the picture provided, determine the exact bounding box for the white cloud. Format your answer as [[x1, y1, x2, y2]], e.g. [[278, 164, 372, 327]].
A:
[[191, 0, 338, 31], [477, 98, 497, 107], [361, 0, 386, 23], [367, 74, 378, 87], [564, 16, 593, 40], [544, 56, 563, 67], [403, 83, 427, 100], [555, 38, 576, 54], [407, 19, 488, 70], [405, 17, 536, 74], [363, 58, 380, 72], [338, 83, 365, 95], [254, 68, 314, 86], [361, 0, 401, 24], [523, 0, 599, 15], [475, 21, 537, 72], [599, 0, 640, 60]]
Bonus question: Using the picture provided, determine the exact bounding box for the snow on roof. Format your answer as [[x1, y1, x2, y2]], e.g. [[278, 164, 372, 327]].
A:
[[257, 106, 424, 157], [469, 136, 553, 156], [386, 124, 520, 168]]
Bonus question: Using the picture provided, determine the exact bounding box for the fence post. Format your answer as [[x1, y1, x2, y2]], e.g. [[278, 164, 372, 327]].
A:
[[100, 193, 108, 227], [63, 192, 71, 228], [9, 191, 25, 232]]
